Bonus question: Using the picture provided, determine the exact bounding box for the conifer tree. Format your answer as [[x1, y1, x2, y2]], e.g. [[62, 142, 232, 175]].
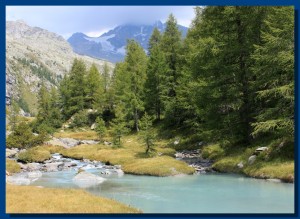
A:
[[251, 7, 294, 143], [145, 28, 168, 120]]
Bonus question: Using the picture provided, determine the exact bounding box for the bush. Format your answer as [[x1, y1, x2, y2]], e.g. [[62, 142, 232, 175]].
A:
[[17, 147, 51, 163], [6, 159, 21, 173], [202, 144, 225, 160], [6, 122, 47, 149], [70, 110, 91, 128]]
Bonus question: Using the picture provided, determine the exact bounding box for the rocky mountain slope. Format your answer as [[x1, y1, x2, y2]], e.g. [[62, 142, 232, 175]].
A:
[[6, 20, 114, 115], [68, 21, 188, 63]]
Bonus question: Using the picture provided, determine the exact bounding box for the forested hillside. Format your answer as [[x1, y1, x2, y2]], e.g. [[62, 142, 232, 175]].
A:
[[7, 6, 294, 182]]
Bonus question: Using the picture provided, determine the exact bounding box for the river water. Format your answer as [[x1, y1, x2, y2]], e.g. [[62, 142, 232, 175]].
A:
[[30, 168, 294, 213]]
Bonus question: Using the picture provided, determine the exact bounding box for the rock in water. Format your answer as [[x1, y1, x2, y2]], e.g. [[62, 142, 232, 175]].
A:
[[43, 162, 64, 172], [6, 174, 31, 185], [73, 171, 106, 188], [27, 171, 42, 178]]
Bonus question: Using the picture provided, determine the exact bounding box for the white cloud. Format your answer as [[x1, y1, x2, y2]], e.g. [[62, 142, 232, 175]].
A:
[[6, 6, 197, 38]]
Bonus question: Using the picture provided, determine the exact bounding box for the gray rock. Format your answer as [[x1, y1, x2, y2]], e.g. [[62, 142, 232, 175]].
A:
[[256, 147, 268, 152], [6, 175, 30, 185], [43, 162, 64, 172], [104, 141, 112, 146], [6, 148, 18, 158], [27, 171, 42, 178], [45, 137, 68, 148], [174, 139, 180, 145], [59, 138, 80, 148], [80, 140, 99, 145], [114, 165, 122, 169], [64, 162, 77, 168], [266, 178, 282, 183], [237, 162, 244, 169], [23, 163, 41, 171], [90, 123, 96, 130], [248, 155, 257, 165], [73, 171, 106, 188]]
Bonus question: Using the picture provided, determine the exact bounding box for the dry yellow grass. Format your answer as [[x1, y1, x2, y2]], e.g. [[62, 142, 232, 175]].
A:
[[6, 159, 21, 173], [59, 134, 194, 176], [212, 155, 294, 182], [6, 185, 141, 213], [244, 161, 294, 183], [54, 131, 98, 140]]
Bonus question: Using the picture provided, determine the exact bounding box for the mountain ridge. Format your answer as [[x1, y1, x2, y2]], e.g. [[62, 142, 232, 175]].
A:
[[6, 20, 114, 115], [68, 21, 188, 62]]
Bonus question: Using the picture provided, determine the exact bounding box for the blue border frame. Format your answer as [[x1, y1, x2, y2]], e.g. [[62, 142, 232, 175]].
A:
[[1, 1, 299, 218]]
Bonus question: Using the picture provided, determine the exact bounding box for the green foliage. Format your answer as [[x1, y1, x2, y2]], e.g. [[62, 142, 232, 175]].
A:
[[33, 84, 62, 134], [251, 7, 294, 143], [145, 29, 168, 120], [8, 99, 20, 131], [85, 64, 103, 109], [201, 144, 225, 160], [18, 58, 57, 85], [17, 146, 51, 163], [6, 121, 47, 149], [70, 110, 90, 128], [59, 59, 87, 119], [139, 113, 156, 154], [95, 117, 106, 141], [110, 106, 129, 146]]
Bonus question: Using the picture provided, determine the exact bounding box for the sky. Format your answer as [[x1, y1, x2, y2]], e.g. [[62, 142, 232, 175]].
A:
[[6, 6, 196, 39]]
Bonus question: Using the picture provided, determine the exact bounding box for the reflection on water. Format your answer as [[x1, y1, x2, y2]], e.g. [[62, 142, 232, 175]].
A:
[[31, 169, 294, 213]]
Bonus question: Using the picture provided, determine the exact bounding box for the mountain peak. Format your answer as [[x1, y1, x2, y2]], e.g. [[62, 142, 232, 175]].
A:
[[68, 22, 188, 63]]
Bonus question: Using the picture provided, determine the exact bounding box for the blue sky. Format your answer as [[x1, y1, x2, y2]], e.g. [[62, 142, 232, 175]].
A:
[[6, 6, 196, 39]]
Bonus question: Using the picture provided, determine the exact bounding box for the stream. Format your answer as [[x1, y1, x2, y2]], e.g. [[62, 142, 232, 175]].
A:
[[25, 154, 295, 213]]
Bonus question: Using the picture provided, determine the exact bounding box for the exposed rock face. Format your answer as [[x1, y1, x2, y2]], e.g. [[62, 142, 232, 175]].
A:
[[6, 20, 114, 114]]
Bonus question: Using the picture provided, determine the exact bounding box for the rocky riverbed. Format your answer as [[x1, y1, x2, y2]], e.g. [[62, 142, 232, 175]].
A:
[[175, 149, 214, 174], [6, 149, 124, 187]]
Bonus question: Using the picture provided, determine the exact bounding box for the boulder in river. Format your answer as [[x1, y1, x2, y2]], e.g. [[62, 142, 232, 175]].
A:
[[22, 163, 42, 171], [27, 171, 42, 179], [6, 173, 31, 185], [43, 162, 64, 172], [73, 171, 106, 188]]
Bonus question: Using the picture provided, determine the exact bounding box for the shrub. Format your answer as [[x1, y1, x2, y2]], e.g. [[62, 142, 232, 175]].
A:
[[6, 159, 21, 173], [6, 122, 47, 149], [202, 144, 225, 160], [17, 147, 51, 163], [95, 117, 106, 141], [70, 110, 90, 128]]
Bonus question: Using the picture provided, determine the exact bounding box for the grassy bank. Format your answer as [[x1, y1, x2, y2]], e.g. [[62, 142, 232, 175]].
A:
[[54, 130, 98, 140], [202, 144, 294, 183], [6, 184, 141, 213], [60, 134, 194, 176], [6, 159, 21, 173]]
